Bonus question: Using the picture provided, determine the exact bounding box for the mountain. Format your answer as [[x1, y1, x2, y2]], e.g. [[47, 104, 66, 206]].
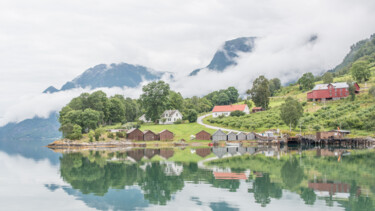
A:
[[329, 34, 375, 74], [0, 113, 61, 141], [43, 86, 59, 94], [189, 37, 256, 76], [45, 63, 165, 92]]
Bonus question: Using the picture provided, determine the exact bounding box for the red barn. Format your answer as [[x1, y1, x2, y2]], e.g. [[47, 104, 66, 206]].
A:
[[143, 130, 158, 141], [307, 82, 360, 101], [196, 130, 211, 140], [126, 128, 144, 141], [159, 129, 174, 141]]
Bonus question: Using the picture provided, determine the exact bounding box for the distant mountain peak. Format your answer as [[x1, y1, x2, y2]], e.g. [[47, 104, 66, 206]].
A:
[[43, 86, 59, 94], [189, 37, 256, 76], [44, 62, 165, 93]]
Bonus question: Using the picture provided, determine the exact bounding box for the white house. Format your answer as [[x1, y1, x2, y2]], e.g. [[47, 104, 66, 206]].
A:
[[159, 110, 183, 124], [138, 114, 152, 123], [212, 104, 250, 118]]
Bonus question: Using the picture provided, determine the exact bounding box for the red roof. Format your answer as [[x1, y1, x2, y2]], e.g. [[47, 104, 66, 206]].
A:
[[252, 107, 263, 110], [212, 104, 247, 112]]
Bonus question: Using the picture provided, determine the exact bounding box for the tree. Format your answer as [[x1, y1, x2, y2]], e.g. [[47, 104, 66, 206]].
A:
[[186, 109, 198, 123], [226, 87, 239, 104], [87, 91, 110, 124], [213, 92, 230, 105], [108, 98, 126, 124], [249, 76, 270, 109], [347, 81, 356, 101], [167, 91, 184, 111], [280, 97, 303, 131], [269, 78, 281, 96], [351, 60, 371, 82], [298, 72, 315, 91], [322, 72, 333, 84], [124, 98, 139, 122], [140, 81, 170, 122], [81, 108, 101, 132], [68, 124, 83, 140]]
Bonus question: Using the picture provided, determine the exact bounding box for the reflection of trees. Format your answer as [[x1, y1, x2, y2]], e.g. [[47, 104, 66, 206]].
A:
[[280, 158, 304, 189], [138, 163, 184, 205], [60, 153, 185, 204], [60, 153, 141, 196], [211, 179, 240, 192], [300, 188, 316, 205], [338, 181, 374, 211], [248, 173, 282, 207]]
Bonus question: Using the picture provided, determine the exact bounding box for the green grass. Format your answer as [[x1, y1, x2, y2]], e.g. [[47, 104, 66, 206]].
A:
[[140, 122, 216, 141]]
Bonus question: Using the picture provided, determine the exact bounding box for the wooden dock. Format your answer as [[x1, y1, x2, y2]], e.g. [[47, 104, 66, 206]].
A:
[[287, 136, 375, 147]]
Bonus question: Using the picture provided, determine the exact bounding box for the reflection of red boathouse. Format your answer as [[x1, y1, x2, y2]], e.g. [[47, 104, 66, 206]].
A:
[[213, 172, 247, 180], [308, 181, 361, 197], [196, 148, 211, 158]]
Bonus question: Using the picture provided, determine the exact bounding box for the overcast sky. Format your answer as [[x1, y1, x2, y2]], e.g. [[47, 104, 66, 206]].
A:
[[1, 0, 375, 125]]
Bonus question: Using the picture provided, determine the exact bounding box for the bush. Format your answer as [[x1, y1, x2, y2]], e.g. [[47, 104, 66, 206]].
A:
[[230, 110, 246, 117], [88, 130, 94, 142], [174, 119, 183, 124], [67, 124, 82, 140], [107, 132, 114, 139], [301, 102, 307, 107], [94, 128, 103, 141], [116, 132, 125, 138]]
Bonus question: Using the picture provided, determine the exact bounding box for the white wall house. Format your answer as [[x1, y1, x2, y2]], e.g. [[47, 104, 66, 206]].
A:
[[160, 110, 183, 124], [212, 104, 250, 118], [138, 114, 152, 123]]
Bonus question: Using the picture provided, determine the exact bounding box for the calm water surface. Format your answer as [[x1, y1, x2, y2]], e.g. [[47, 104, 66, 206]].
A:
[[0, 140, 374, 211]]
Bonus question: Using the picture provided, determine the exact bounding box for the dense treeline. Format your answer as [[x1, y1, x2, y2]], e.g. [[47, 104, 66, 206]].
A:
[[59, 91, 140, 139], [59, 82, 241, 139]]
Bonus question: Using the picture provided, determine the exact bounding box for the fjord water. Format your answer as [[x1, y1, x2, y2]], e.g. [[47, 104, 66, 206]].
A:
[[1, 140, 374, 211]]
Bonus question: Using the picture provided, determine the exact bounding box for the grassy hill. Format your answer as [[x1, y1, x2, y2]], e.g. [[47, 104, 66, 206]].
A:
[[205, 74, 375, 137]]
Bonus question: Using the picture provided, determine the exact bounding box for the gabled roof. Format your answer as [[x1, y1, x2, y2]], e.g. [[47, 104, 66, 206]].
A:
[[143, 130, 156, 135], [237, 131, 246, 135], [312, 82, 349, 91], [127, 128, 141, 134], [161, 110, 181, 117], [212, 104, 247, 112], [227, 131, 237, 136], [159, 129, 173, 134], [196, 130, 210, 135], [212, 129, 226, 136]]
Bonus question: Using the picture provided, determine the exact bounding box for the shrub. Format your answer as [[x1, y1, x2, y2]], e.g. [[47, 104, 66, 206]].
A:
[[230, 110, 246, 117], [107, 132, 114, 139], [174, 119, 183, 124], [88, 130, 94, 142], [94, 128, 103, 141], [116, 132, 125, 138]]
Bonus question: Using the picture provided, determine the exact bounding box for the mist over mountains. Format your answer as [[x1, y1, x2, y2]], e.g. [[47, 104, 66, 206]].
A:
[[2, 33, 375, 141]]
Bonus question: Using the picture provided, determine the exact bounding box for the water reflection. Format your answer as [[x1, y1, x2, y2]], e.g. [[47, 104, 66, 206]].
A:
[[55, 146, 375, 210]]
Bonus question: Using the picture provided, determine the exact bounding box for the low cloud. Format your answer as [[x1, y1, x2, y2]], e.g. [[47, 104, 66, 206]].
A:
[[1, 0, 375, 125], [0, 86, 144, 127]]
